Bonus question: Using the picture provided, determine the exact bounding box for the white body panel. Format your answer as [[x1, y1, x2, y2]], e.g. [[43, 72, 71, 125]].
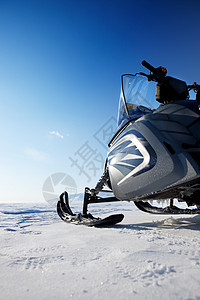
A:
[[108, 102, 200, 201]]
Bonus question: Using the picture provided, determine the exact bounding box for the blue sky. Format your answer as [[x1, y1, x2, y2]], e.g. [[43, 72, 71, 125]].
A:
[[1, 0, 200, 203]]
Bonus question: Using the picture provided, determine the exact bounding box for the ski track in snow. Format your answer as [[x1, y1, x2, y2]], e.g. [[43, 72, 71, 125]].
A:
[[1, 201, 200, 300]]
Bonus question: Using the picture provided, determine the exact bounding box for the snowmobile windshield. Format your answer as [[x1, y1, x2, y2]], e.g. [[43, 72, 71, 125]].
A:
[[117, 74, 159, 127]]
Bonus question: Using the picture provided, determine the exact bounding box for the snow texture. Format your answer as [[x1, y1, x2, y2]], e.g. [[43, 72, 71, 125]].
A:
[[1, 200, 200, 300]]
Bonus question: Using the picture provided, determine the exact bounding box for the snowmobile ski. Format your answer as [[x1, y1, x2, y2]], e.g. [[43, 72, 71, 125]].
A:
[[57, 192, 124, 227], [134, 200, 200, 215]]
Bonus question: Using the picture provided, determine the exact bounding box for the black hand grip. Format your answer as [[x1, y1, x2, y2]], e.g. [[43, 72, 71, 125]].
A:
[[142, 60, 156, 74]]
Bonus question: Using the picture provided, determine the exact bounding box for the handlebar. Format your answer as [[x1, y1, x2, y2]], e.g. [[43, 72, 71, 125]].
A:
[[187, 82, 200, 92], [142, 60, 157, 74], [141, 60, 167, 83]]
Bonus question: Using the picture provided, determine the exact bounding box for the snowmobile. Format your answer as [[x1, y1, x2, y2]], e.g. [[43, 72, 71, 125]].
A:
[[57, 60, 200, 226]]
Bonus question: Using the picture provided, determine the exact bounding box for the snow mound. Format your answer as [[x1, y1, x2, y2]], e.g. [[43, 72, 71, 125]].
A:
[[154, 215, 200, 229]]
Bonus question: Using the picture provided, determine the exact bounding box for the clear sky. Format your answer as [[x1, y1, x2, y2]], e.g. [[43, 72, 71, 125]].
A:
[[1, 0, 200, 203]]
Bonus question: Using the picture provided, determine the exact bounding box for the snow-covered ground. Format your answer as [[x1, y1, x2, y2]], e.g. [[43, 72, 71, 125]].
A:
[[1, 200, 200, 300]]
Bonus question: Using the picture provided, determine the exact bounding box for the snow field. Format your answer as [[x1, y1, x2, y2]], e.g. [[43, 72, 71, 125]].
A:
[[1, 202, 200, 300]]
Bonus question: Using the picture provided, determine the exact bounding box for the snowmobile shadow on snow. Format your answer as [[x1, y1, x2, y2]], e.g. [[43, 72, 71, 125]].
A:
[[57, 60, 200, 227]]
